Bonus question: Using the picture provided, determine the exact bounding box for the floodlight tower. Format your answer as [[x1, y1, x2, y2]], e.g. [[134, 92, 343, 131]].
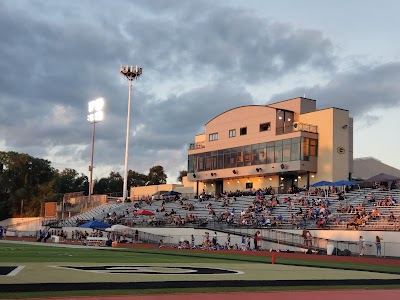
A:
[[87, 97, 104, 207], [120, 65, 142, 201]]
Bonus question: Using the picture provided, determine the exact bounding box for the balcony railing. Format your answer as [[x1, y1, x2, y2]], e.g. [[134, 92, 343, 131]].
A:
[[189, 141, 205, 150], [276, 122, 317, 135]]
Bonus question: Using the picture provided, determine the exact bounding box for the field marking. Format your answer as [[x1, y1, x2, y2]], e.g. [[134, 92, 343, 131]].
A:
[[51, 265, 244, 275], [2, 266, 25, 276]]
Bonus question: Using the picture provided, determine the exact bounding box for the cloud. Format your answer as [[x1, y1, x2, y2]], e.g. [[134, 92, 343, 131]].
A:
[[269, 62, 400, 118], [0, 0, 398, 181]]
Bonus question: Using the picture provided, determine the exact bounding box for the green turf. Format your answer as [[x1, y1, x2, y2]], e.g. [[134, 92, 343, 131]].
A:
[[1, 242, 400, 299], [2, 285, 400, 299], [1, 243, 399, 274]]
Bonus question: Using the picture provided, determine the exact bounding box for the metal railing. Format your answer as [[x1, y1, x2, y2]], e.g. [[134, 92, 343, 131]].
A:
[[276, 122, 318, 135], [189, 142, 205, 150]]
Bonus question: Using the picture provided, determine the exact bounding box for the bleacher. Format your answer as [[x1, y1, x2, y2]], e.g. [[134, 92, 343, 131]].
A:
[[56, 187, 400, 232]]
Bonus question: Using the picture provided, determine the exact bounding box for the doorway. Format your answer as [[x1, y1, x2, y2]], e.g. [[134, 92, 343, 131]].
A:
[[215, 180, 224, 196]]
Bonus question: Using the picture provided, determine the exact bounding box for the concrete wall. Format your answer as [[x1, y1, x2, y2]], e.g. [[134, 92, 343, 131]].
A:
[[332, 108, 351, 181], [0, 217, 43, 231], [130, 184, 186, 199], [300, 107, 351, 182], [204, 105, 277, 151], [277, 229, 399, 257]]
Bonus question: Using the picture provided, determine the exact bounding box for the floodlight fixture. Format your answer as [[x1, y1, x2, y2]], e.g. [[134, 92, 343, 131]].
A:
[[87, 97, 105, 208], [120, 65, 142, 201]]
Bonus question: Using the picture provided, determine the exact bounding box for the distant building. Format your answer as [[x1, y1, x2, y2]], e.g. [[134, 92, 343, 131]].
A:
[[187, 97, 353, 195], [352, 157, 400, 180]]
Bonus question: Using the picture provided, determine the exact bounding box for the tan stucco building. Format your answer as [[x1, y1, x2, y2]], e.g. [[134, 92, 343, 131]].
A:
[[187, 97, 353, 195]]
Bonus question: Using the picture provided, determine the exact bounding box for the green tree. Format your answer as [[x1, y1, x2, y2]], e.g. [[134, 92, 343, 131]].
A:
[[177, 170, 187, 183], [0, 151, 55, 219], [107, 171, 123, 194], [148, 165, 167, 185], [55, 168, 88, 194], [128, 170, 148, 187]]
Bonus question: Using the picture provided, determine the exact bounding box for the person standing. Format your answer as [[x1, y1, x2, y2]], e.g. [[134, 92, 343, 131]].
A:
[[359, 236, 365, 256], [226, 233, 231, 248], [376, 236, 383, 257], [134, 230, 139, 243], [241, 236, 246, 251], [256, 231, 262, 250], [212, 232, 218, 246]]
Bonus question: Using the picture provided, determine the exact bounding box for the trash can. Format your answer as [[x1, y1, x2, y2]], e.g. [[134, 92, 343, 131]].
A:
[[53, 236, 60, 243], [327, 242, 335, 255]]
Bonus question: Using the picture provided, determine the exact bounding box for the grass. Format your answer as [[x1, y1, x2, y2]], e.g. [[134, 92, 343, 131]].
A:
[[1, 242, 400, 298], [2, 285, 400, 299]]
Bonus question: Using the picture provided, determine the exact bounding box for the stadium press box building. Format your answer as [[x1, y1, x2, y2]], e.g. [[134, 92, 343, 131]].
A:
[[187, 97, 353, 196]]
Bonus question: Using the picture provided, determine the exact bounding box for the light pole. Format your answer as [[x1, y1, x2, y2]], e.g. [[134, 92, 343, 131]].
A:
[[120, 65, 142, 201], [87, 97, 104, 207]]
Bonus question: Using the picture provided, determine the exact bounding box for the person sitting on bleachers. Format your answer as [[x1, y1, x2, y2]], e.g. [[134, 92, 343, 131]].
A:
[[346, 216, 359, 229], [388, 212, 396, 222], [316, 216, 327, 228], [371, 206, 381, 220], [368, 192, 376, 203], [332, 214, 342, 225], [390, 181, 397, 190]]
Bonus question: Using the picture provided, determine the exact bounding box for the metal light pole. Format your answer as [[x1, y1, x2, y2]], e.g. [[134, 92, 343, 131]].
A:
[[87, 98, 104, 207], [120, 65, 142, 201]]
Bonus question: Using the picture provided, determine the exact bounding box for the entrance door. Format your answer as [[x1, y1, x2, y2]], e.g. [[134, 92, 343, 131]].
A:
[[215, 180, 224, 196], [280, 175, 296, 193]]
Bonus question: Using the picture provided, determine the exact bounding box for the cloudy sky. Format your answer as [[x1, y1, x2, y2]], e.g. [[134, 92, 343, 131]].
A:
[[1, 0, 399, 184]]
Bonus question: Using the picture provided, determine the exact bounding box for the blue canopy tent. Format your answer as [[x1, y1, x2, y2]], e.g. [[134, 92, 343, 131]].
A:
[[332, 180, 357, 186], [331, 179, 360, 193], [310, 180, 333, 187], [79, 220, 111, 229]]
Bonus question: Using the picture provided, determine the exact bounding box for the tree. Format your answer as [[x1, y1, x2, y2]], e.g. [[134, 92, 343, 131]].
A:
[[128, 170, 148, 187], [177, 170, 187, 183], [0, 151, 55, 219], [107, 172, 123, 194], [148, 165, 167, 185], [55, 168, 88, 194]]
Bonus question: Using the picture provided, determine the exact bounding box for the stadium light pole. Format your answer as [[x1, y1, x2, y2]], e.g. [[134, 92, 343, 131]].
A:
[[120, 65, 142, 201], [87, 97, 104, 207]]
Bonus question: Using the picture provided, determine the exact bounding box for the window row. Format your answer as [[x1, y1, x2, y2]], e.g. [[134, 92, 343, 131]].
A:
[[208, 122, 271, 141], [188, 137, 318, 173]]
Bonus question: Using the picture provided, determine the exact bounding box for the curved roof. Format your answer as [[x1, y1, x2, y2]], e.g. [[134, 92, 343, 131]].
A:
[[205, 105, 276, 126]]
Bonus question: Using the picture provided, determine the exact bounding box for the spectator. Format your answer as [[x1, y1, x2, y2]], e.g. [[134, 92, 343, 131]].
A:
[[375, 236, 383, 257], [359, 236, 365, 256]]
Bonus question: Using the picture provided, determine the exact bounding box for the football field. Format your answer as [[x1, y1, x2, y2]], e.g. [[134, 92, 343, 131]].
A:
[[1, 240, 400, 298]]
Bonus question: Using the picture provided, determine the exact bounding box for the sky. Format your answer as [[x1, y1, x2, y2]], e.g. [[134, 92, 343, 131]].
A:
[[1, 0, 400, 184]]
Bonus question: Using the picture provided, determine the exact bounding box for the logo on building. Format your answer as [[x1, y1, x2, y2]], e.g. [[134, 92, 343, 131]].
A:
[[337, 147, 345, 154]]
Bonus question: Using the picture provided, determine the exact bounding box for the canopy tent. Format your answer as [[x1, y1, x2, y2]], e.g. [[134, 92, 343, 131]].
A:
[[364, 173, 400, 183], [162, 191, 182, 197], [332, 180, 357, 186], [310, 180, 333, 187], [79, 220, 111, 229], [133, 209, 155, 216]]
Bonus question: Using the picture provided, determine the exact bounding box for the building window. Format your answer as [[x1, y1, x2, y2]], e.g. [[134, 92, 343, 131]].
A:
[[189, 137, 318, 171], [260, 122, 271, 132], [240, 127, 247, 136], [229, 129, 236, 138], [209, 133, 218, 141], [246, 182, 253, 189]]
